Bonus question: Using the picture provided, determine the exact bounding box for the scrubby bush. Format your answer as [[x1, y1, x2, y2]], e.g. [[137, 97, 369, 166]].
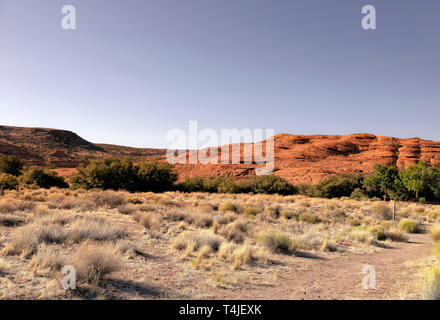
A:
[[0, 155, 23, 176], [236, 175, 297, 195], [434, 242, 440, 262], [71, 158, 177, 192], [0, 173, 19, 190], [423, 266, 440, 300], [218, 202, 237, 213], [255, 230, 298, 254], [304, 174, 363, 198], [71, 243, 122, 285], [136, 161, 178, 192], [178, 175, 296, 195], [398, 219, 421, 233], [371, 202, 393, 220], [431, 225, 440, 242], [20, 167, 68, 189]]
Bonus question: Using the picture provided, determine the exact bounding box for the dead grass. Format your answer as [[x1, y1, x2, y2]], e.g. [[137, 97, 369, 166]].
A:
[[173, 230, 223, 252], [70, 242, 122, 286], [255, 230, 298, 255]]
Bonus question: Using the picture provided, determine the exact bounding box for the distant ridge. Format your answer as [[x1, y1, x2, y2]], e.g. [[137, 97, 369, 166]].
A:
[[2, 125, 440, 184], [0, 125, 165, 167]]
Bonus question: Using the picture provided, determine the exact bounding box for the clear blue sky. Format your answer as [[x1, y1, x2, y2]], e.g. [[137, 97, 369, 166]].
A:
[[1, 0, 439, 148]]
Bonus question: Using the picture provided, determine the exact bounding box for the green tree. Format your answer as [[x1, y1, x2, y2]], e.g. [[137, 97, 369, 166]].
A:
[[136, 161, 177, 192], [0, 155, 23, 176], [363, 164, 402, 201], [70, 158, 177, 192], [0, 173, 19, 190], [20, 167, 68, 189], [401, 161, 429, 201]]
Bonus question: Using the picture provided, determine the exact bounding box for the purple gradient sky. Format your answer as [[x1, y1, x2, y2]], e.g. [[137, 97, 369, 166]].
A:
[[0, 0, 439, 148]]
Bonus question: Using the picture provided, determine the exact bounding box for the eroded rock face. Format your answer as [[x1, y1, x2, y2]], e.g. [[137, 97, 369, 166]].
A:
[[2, 125, 440, 185], [174, 133, 440, 184]]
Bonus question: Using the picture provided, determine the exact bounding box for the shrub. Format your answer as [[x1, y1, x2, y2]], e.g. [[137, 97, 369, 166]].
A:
[[136, 161, 178, 192], [385, 228, 409, 242], [30, 246, 65, 272], [0, 173, 19, 190], [349, 228, 376, 245], [0, 155, 23, 176], [431, 225, 440, 242], [307, 173, 363, 198], [434, 242, 440, 262], [398, 219, 421, 233], [217, 219, 249, 243], [423, 267, 440, 300], [370, 202, 393, 220], [20, 167, 68, 189], [255, 230, 298, 254], [71, 243, 122, 285], [71, 158, 177, 192], [173, 231, 223, 252], [298, 212, 321, 224], [244, 207, 259, 217], [236, 175, 298, 195], [368, 226, 387, 241], [68, 219, 126, 243], [2, 224, 40, 257], [132, 212, 161, 230], [350, 188, 367, 199], [219, 202, 237, 213]]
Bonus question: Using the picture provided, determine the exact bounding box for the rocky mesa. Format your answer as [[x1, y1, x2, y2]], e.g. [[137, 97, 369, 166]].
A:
[[2, 125, 440, 184]]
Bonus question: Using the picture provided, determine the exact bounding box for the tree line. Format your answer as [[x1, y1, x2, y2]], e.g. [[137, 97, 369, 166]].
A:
[[1, 155, 439, 203]]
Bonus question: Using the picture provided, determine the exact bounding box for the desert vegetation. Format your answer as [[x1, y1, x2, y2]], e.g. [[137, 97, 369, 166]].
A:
[[0, 186, 438, 299]]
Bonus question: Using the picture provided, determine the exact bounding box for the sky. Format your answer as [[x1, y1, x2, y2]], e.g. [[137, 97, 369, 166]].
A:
[[0, 0, 439, 148]]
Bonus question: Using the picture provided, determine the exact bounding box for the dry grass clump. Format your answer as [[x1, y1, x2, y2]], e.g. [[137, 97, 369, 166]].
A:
[[0, 258, 10, 274], [434, 242, 440, 262], [117, 204, 137, 215], [431, 225, 440, 242], [217, 218, 250, 243], [255, 230, 298, 255], [298, 230, 336, 251], [398, 219, 422, 233], [298, 212, 321, 224], [385, 228, 409, 242], [348, 228, 376, 245], [2, 225, 40, 257], [0, 199, 35, 214], [244, 207, 260, 217], [218, 202, 237, 213], [191, 211, 215, 228], [370, 202, 392, 220], [281, 209, 298, 220], [84, 191, 126, 208], [367, 226, 387, 241], [70, 242, 122, 285], [30, 246, 65, 272], [47, 196, 95, 212], [218, 243, 269, 270], [114, 239, 142, 259], [423, 266, 440, 300], [173, 230, 223, 252], [68, 218, 126, 243], [132, 212, 161, 230], [0, 215, 23, 227]]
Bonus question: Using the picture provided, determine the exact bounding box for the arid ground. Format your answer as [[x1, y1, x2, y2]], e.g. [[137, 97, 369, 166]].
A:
[[0, 188, 438, 300]]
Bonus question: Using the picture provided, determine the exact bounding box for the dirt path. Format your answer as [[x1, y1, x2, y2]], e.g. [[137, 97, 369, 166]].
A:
[[105, 219, 435, 300], [218, 230, 434, 300]]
